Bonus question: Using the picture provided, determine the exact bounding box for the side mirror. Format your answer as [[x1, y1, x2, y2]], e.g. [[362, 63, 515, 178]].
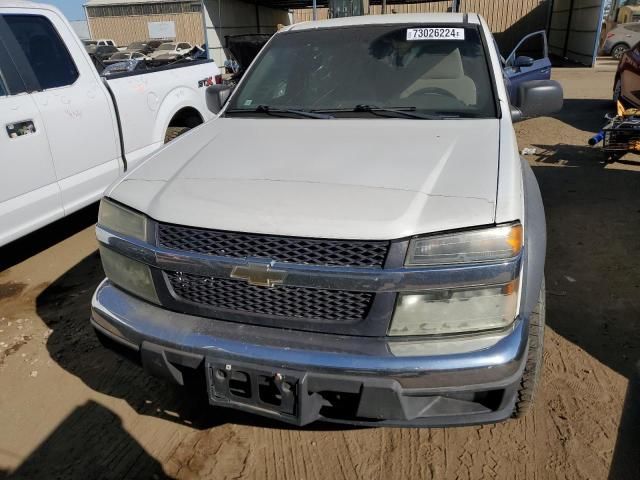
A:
[[206, 84, 233, 114], [511, 80, 563, 123], [513, 55, 535, 68]]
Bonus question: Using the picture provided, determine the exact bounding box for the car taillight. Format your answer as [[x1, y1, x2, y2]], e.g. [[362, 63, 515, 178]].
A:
[[607, 32, 615, 38], [215, 74, 222, 84]]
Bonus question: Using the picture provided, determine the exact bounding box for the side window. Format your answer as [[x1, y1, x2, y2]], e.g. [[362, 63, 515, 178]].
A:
[[106, 40, 115, 46], [3, 14, 79, 90], [514, 33, 545, 61], [179, 43, 190, 49]]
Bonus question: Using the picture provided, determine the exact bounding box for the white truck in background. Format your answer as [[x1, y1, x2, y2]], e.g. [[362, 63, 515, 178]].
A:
[[0, 1, 219, 246]]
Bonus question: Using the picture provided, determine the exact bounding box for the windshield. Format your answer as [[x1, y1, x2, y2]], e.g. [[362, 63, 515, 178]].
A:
[[226, 24, 497, 118], [159, 43, 175, 50], [110, 53, 128, 59], [129, 42, 145, 49]]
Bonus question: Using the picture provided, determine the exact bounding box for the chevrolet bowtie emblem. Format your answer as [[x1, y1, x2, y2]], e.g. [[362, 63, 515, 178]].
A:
[[230, 262, 287, 287]]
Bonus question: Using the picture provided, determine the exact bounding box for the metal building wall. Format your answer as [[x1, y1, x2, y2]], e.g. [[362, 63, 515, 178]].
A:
[[292, 0, 450, 23], [292, 0, 550, 55], [549, 0, 604, 66], [459, 0, 551, 54], [202, 0, 291, 72], [87, 12, 205, 45]]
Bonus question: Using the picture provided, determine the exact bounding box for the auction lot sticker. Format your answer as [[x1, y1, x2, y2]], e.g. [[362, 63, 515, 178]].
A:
[[406, 28, 465, 41]]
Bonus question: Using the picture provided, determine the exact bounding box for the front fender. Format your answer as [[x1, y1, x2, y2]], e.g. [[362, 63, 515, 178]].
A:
[[520, 158, 546, 319]]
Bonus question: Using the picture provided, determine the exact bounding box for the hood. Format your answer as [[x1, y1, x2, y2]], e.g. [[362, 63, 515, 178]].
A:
[[110, 118, 500, 240]]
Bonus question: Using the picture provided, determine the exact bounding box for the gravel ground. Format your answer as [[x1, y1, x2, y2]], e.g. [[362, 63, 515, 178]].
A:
[[0, 68, 639, 480]]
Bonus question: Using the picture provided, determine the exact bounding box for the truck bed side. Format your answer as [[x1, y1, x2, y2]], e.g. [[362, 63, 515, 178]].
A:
[[105, 60, 218, 169]]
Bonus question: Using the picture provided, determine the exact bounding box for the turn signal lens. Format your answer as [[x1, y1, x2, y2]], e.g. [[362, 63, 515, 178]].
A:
[[405, 224, 523, 266]]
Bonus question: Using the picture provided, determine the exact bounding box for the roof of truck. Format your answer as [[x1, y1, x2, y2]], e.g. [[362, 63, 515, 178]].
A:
[[284, 13, 480, 32], [0, 1, 50, 8], [85, 0, 191, 5], [0, 1, 68, 15]]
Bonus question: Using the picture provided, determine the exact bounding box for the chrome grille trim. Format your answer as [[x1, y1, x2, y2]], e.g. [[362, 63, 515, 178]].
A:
[[97, 226, 522, 293]]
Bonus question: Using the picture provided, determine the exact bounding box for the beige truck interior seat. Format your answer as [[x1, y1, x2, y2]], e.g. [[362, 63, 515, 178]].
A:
[[401, 48, 477, 106]]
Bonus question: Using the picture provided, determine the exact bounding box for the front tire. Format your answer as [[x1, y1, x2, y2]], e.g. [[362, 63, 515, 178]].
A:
[[512, 279, 546, 418], [164, 126, 189, 143]]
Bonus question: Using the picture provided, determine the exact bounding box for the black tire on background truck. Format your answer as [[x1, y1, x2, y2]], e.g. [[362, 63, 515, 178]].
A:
[[164, 126, 190, 143], [612, 43, 629, 60], [512, 279, 546, 418]]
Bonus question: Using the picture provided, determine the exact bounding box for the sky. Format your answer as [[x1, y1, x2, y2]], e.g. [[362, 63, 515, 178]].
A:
[[49, 0, 86, 21]]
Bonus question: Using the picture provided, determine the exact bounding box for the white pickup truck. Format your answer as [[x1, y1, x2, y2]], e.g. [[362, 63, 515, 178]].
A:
[[0, 1, 218, 246], [93, 14, 563, 427]]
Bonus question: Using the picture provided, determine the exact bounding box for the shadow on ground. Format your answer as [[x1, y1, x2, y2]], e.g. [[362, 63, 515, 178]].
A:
[[549, 98, 614, 133], [0, 401, 171, 479], [0, 203, 98, 273], [531, 147, 640, 479], [34, 251, 359, 431]]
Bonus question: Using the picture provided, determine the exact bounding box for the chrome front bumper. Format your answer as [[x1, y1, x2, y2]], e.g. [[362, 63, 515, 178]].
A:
[[91, 280, 529, 426]]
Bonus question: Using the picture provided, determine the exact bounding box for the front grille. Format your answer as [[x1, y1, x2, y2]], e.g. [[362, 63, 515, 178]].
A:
[[157, 223, 389, 268], [166, 271, 373, 321]]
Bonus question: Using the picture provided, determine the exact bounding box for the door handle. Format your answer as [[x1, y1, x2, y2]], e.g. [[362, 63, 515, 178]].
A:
[[6, 120, 35, 138]]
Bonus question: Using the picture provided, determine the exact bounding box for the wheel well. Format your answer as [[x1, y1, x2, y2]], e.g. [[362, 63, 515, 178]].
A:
[[168, 107, 203, 129], [612, 42, 630, 51]]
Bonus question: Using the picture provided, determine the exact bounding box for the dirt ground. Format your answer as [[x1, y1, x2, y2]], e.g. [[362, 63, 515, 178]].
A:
[[1, 68, 639, 480]]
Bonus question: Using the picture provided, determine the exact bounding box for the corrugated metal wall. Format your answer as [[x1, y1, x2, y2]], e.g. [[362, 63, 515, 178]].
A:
[[87, 12, 205, 46], [459, 0, 551, 54], [292, 0, 551, 55], [292, 1, 451, 23], [202, 0, 290, 72], [549, 0, 603, 66]]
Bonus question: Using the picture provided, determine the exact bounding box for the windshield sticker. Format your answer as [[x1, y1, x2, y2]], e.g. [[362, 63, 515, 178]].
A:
[[244, 99, 253, 106], [406, 28, 465, 41]]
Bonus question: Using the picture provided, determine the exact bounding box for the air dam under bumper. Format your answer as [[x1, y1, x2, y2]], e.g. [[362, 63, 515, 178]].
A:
[[91, 280, 530, 427]]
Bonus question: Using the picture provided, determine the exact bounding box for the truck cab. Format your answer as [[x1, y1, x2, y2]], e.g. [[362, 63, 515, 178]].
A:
[[92, 13, 562, 427]]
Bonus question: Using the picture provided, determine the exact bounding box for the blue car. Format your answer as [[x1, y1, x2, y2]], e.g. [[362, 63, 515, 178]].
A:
[[502, 31, 552, 101]]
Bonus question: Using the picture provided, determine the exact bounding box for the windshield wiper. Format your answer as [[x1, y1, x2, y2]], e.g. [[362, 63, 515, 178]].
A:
[[315, 105, 458, 120], [226, 105, 334, 119]]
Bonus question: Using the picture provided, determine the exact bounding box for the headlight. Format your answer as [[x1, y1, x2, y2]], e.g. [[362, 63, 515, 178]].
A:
[[389, 280, 519, 336], [405, 224, 523, 266], [99, 246, 159, 304], [98, 198, 148, 241]]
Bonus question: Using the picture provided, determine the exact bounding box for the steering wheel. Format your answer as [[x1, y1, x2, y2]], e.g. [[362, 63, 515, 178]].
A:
[[408, 87, 458, 100]]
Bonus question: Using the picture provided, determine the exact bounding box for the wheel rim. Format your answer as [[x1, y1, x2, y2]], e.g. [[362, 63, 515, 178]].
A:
[[613, 46, 627, 59]]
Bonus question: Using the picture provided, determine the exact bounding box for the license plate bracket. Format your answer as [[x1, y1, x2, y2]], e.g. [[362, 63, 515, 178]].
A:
[[206, 360, 300, 418]]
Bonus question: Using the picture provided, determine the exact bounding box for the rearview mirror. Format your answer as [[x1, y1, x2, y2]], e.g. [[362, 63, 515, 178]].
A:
[[511, 80, 563, 123], [513, 56, 535, 68], [206, 84, 233, 114]]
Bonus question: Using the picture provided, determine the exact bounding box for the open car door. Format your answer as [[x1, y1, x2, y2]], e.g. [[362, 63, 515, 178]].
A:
[[503, 30, 552, 101]]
